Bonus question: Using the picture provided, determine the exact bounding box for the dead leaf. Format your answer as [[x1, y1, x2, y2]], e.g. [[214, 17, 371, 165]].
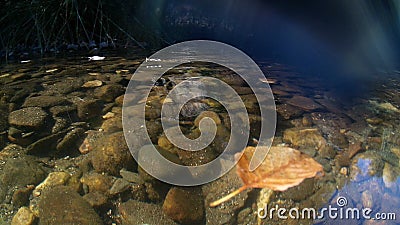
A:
[[210, 146, 324, 207]]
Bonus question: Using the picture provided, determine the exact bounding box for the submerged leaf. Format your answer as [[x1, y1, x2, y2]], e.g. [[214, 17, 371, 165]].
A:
[[210, 146, 324, 207]]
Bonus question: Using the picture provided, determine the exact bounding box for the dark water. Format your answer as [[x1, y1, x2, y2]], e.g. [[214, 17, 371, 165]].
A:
[[0, 48, 399, 225]]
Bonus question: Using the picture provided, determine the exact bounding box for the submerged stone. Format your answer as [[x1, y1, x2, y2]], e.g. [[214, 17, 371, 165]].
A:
[[91, 132, 134, 175], [11, 207, 36, 225], [94, 84, 124, 102], [119, 200, 177, 225], [38, 186, 102, 225], [287, 96, 322, 111], [163, 187, 204, 225], [22, 96, 68, 108], [0, 156, 47, 203], [283, 127, 327, 151], [350, 151, 384, 182], [9, 107, 48, 130]]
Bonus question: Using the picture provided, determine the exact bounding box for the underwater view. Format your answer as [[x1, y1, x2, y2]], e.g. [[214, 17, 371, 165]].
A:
[[1, 0, 400, 225]]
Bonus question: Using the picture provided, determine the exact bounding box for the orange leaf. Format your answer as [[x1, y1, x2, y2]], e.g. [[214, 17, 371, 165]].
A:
[[210, 146, 324, 207]]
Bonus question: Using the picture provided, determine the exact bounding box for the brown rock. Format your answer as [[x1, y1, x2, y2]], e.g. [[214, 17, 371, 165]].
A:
[[80, 172, 113, 194], [38, 186, 102, 225], [12, 185, 35, 207], [287, 96, 322, 111], [283, 127, 327, 151], [83, 192, 108, 208], [280, 178, 315, 201], [276, 103, 303, 120], [91, 132, 134, 175], [79, 130, 103, 154], [94, 84, 124, 102], [76, 99, 102, 120], [100, 116, 122, 133], [119, 200, 177, 225], [194, 111, 221, 127], [115, 95, 124, 106], [22, 96, 68, 108], [162, 187, 204, 224], [82, 80, 102, 88], [11, 207, 36, 225]]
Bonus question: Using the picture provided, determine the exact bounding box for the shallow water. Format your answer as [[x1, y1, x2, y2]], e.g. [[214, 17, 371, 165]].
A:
[[0, 49, 399, 225]]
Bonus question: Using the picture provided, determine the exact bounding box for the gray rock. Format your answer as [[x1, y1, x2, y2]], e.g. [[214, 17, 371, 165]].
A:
[[38, 186, 102, 225], [9, 107, 48, 130]]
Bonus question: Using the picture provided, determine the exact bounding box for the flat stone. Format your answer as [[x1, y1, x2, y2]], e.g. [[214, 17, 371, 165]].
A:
[[56, 128, 85, 154], [49, 105, 76, 117], [82, 80, 102, 88], [120, 169, 143, 184], [33, 172, 71, 197], [280, 178, 315, 201], [76, 99, 102, 120], [80, 172, 113, 194], [109, 178, 130, 195], [26, 131, 67, 155], [22, 96, 68, 108], [83, 192, 108, 208], [276, 103, 304, 120], [38, 186, 102, 225], [119, 200, 177, 225], [94, 84, 124, 102], [100, 116, 122, 133], [42, 78, 84, 95], [51, 117, 69, 133], [283, 127, 327, 151], [9, 107, 48, 130], [287, 96, 322, 111]]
